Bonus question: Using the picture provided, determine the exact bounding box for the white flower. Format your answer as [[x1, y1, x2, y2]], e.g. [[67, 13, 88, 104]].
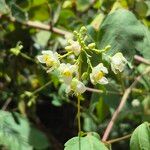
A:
[[65, 40, 81, 56], [37, 50, 60, 71], [58, 63, 78, 85], [90, 63, 108, 85], [68, 54, 75, 60], [66, 78, 86, 95], [110, 52, 127, 74], [131, 99, 140, 107]]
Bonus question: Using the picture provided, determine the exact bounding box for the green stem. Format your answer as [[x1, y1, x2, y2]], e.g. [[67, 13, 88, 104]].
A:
[[118, 73, 125, 92], [77, 96, 81, 134], [106, 134, 132, 144], [59, 51, 73, 59], [32, 80, 52, 95], [91, 48, 101, 54], [77, 96, 81, 150], [83, 50, 93, 69], [20, 53, 35, 63], [20, 52, 46, 70]]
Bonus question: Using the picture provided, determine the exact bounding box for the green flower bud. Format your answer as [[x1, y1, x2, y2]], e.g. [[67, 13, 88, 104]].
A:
[[88, 43, 96, 49], [81, 72, 88, 80], [10, 44, 23, 56], [104, 45, 111, 51], [80, 26, 87, 33], [73, 31, 78, 36]]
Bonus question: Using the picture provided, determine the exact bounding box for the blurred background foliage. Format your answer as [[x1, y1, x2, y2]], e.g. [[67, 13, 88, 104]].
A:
[[0, 0, 150, 150]]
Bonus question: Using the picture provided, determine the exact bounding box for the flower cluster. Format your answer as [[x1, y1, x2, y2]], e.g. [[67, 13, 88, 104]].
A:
[[37, 50, 85, 95], [37, 27, 127, 96]]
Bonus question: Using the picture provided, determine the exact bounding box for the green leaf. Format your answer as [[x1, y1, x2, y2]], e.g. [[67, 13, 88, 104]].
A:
[[76, 0, 91, 12], [135, 1, 148, 18], [97, 9, 150, 61], [51, 94, 63, 107], [137, 64, 150, 90], [142, 27, 150, 59], [58, 9, 76, 29], [0, 111, 49, 150], [91, 13, 105, 31], [28, 4, 50, 21], [28, 0, 48, 8], [0, 0, 10, 14], [64, 133, 108, 150], [146, 1, 150, 17], [53, 4, 61, 24], [83, 113, 97, 132], [10, 3, 28, 22], [130, 122, 150, 150], [142, 96, 150, 116], [33, 30, 51, 48], [96, 98, 109, 122]]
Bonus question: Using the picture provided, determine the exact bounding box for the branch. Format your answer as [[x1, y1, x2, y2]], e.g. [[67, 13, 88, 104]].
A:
[[0, 14, 71, 36], [26, 20, 71, 36], [32, 80, 52, 95], [86, 87, 122, 95], [134, 55, 150, 65], [86, 87, 103, 93], [2, 97, 12, 110], [106, 134, 132, 144], [102, 66, 150, 141]]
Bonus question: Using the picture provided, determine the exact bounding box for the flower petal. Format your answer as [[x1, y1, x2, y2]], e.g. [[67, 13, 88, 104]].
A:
[[98, 77, 108, 84], [37, 55, 45, 63], [42, 50, 53, 55], [76, 82, 86, 94], [63, 76, 72, 85], [65, 85, 71, 93], [111, 64, 117, 74]]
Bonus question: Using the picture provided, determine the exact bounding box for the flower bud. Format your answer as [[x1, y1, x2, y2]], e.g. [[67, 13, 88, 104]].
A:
[[80, 26, 87, 33], [88, 43, 96, 49], [104, 45, 111, 51], [110, 52, 127, 74], [10, 44, 23, 56], [81, 72, 88, 80], [65, 40, 81, 56], [131, 99, 140, 107]]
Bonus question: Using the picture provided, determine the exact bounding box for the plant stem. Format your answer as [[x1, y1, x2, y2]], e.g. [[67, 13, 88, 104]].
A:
[[102, 66, 150, 141], [86, 87, 122, 95], [83, 50, 93, 69], [134, 55, 150, 65], [2, 97, 12, 110], [0, 14, 71, 36], [59, 52, 73, 59], [77, 96, 81, 135], [68, 100, 99, 123], [106, 134, 132, 144], [32, 80, 52, 95], [20, 53, 36, 63], [77, 96, 81, 150], [20, 52, 46, 70], [119, 73, 125, 92]]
